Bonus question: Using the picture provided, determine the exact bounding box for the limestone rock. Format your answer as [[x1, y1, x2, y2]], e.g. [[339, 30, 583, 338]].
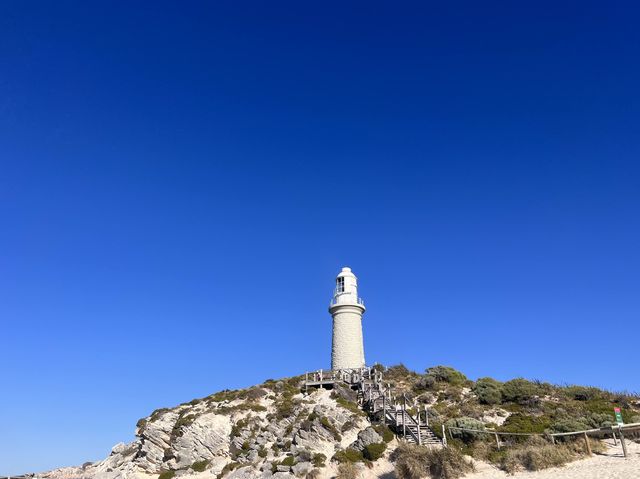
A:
[[349, 427, 382, 451], [291, 461, 312, 478], [169, 412, 231, 468], [41, 384, 370, 479]]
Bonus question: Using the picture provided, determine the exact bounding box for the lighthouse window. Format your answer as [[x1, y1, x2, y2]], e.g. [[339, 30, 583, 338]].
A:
[[336, 277, 345, 293]]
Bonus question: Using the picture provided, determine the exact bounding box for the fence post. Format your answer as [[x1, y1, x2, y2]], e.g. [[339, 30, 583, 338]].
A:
[[612, 430, 618, 446], [495, 432, 501, 449], [583, 432, 592, 455], [402, 395, 407, 439], [417, 406, 422, 445], [619, 427, 628, 459], [383, 394, 387, 424], [442, 424, 447, 446]]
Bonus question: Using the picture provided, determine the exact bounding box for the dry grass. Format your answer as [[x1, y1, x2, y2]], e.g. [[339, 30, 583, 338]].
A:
[[392, 443, 474, 479], [337, 462, 359, 479], [500, 443, 572, 473], [305, 469, 322, 479], [494, 436, 607, 473]]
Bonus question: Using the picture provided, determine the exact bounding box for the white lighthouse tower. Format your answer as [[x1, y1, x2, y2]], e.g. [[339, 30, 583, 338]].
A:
[[330, 267, 366, 370]]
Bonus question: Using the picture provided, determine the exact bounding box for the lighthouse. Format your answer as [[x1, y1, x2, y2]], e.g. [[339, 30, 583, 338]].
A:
[[329, 267, 366, 370]]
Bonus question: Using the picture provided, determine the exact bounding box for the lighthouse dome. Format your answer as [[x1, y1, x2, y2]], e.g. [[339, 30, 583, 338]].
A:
[[337, 266, 356, 278]]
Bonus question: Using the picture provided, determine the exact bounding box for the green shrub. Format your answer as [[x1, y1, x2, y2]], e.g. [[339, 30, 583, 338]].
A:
[[208, 389, 240, 403], [230, 418, 248, 438], [425, 366, 469, 386], [373, 424, 395, 443], [551, 418, 590, 433], [501, 379, 541, 404], [392, 443, 474, 479], [258, 447, 268, 458], [191, 460, 209, 472], [158, 472, 175, 479], [500, 413, 551, 435], [171, 413, 197, 439], [473, 378, 503, 405], [217, 462, 239, 479], [275, 399, 295, 419], [281, 456, 296, 467], [150, 408, 170, 422], [312, 453, 326, 467], [320, 416, 342, 441], [385, 364, 417, 380], [335, 397, 366, 416], [239, 387, 268, 400], [564, 386, 601, 401], [333, 449, 363, 463], [445, 417, 485, 443], [363, 442, 387, 461]]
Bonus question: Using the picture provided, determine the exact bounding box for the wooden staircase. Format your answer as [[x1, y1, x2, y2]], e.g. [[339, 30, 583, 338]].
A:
[[307, 366, 443, 447]]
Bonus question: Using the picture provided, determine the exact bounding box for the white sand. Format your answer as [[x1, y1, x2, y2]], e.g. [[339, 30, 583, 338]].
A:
[[467, 439, 640, 479]]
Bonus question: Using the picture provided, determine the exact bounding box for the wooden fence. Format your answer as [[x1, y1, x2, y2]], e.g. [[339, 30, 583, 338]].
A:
[[447, 422, 640, 459]]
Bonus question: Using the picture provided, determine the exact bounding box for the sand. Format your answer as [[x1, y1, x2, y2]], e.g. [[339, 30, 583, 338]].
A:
[[352, 438, 640, 479], [467, 438, 640, 479]]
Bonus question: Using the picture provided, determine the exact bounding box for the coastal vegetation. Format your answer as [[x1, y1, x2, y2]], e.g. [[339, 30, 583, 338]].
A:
[[66, 364, 640, 479]]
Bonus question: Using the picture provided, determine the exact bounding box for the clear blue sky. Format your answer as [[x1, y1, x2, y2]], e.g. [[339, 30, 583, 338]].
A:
[[1, 1, 639, 474]]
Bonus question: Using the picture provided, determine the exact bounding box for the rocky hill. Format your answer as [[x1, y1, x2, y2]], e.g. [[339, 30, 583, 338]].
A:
[[42, 365, 640, 479]]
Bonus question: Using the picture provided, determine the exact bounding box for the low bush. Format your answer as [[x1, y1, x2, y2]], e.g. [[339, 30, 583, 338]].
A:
[[392, 443, 474, 479], [191, 460, 209, 472], [373, 424, 395, 443], [564, 386, 601, 401], [499, 413, 551, 435], [333, 449, 363, 463], [312, 453, 326, 467], [501, 379, 541, 405], [320, 416, 342, 441], [335, 397, 366, 416], [363, 442, 387, 461], [415, 366, 468, 391], [217, 462, 239, 479], [550, 417, 590, 433], [445, 417, 485, 443], [239, 387, 268, 400], [385, 364, 417, 381], [158, 471, 175, 479], [473, 378, 503, 405]]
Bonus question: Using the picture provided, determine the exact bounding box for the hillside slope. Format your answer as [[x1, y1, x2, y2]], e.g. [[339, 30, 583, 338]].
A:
[[42, 365, 640, 479]]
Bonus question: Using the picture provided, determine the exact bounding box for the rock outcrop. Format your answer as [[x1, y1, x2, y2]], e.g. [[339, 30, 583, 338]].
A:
[[42, 378, 372, 479]]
